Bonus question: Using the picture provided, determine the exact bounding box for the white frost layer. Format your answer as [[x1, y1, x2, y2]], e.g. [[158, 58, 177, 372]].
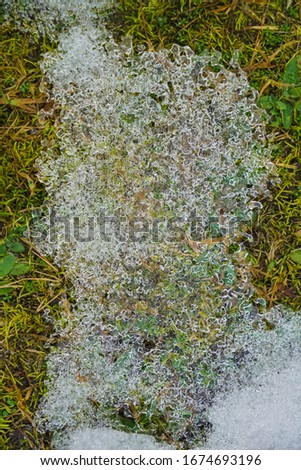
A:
[[65, 428, 170, 450], [206, 356, 301, 450], [203, 312, 301, 450]]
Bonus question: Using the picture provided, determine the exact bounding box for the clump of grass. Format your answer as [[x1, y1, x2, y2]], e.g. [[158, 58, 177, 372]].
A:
[[248, 135, 301, 309], [0, 24, 67, 449]]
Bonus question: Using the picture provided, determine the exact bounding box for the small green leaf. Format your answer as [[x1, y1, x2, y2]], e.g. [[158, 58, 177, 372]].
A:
[[157, 16, 167, 27], [283, 56, 300, 85], [277, 101, 293, 129], [283, 86, 301, 99], [10, 263, 31, 276], [270, 116, 282, 126], [289, 249, 301, 264], [0, 287, 13, 295], [0, 254, 16, 277], [276, 100, 287, 110], [7, 398, 16, 407], [258, 95, 277, 110], [0, 244, 6, 256], [267, 260, 275, 273], [0, 280, 13, 295], [6, 240, 25, 253], [295, 101, 301, 112]]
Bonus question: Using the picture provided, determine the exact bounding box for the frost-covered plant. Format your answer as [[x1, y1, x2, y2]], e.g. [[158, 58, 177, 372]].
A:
[[3, 0, 112, 39], [36, 26, 273, 259], [28, 23, 280, 448], [58, 311, 301, 450]]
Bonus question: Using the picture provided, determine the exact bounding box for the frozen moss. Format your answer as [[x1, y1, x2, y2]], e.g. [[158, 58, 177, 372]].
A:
[[3, 0, 113, 38], [29, 25, 279, 447]]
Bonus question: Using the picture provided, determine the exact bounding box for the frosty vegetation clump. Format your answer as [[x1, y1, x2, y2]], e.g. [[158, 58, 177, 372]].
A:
[[30, 24, 283, 448], [3, 0, 112, 38], [60, 310, 301, 450], [36, 25, 273, 263]]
